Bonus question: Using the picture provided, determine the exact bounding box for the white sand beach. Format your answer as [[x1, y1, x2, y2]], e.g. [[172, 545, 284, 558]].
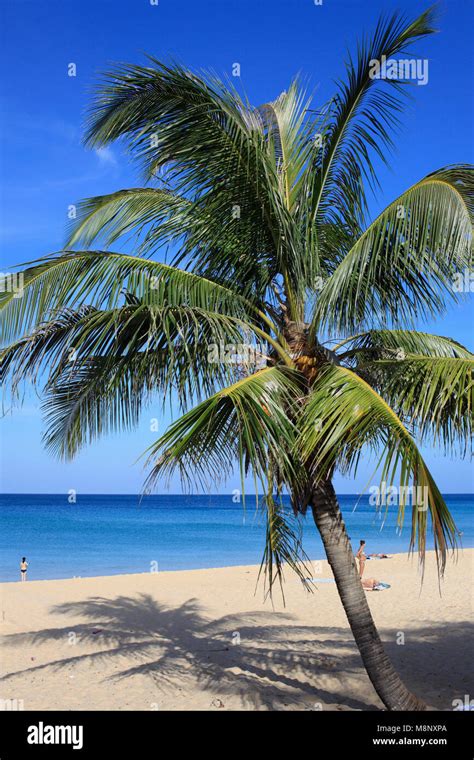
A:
[[0, 550, 472, 711]]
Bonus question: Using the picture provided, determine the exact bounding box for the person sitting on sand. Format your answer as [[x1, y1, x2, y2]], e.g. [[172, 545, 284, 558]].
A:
[[355, 540, 366, 577], [361, 577, 391, 591], [20, 557, 28, 582], [362, 577, 380, 591]]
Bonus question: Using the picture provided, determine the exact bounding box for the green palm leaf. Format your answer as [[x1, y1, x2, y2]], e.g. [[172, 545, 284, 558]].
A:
[[2, 298, 282, 456], [336, 329, 474, 360], [309, 6, 437, 234], [0, 250, 264, 345], [143, 365, 310, 592], [359, 355, 474, 455], [83, 59, 292, 293], [144, 365, 302, 491], [312, 166, 473, 334], [298, 363, 458, 574], [258, 491, 313, 600], [65, 187, 193, 253]]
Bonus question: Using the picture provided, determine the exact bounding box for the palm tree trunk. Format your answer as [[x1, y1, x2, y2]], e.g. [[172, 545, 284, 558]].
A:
[[310, 478, 426, 711]]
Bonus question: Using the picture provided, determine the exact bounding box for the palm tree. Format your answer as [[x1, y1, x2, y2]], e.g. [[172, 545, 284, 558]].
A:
[[1, 7, 472, 711]]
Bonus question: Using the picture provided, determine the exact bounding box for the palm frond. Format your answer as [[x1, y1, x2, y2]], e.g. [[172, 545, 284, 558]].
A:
[[144, 366, 302, 492], [83, 59, 294, 294], [42, 354, 154, 459], [358, 355, 474, 456], [0, 251, 262, 344], [257, 79, 313, 211], [258, 492, 313, 600], [144, 365, 311, 596], [312, 166, 473, 334], [1, 306, 96, 394], [310, 6, 437, 233], [2, 297, 280, 456], [65, 187, 192, 253], [337, 329, 474, 360], [298, 363, 458, 574]]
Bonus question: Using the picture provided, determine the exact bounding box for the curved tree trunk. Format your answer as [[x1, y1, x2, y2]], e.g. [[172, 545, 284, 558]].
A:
[[281, 318, 426, 709], [310, 478, 426, 711]]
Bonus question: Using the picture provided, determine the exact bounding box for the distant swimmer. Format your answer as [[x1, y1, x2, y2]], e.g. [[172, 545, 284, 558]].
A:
[[20, 557, 28, 582]]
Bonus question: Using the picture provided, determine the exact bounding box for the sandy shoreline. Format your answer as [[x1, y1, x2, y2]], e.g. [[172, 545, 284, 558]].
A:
[[0, 549, 472, 711]]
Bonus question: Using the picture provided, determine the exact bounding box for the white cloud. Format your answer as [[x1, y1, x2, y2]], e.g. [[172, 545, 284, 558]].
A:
[[94, 146, 118, 167]]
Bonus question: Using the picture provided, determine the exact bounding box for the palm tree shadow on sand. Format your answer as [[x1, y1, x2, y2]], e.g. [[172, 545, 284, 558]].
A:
[[1, 594, 472, 710]]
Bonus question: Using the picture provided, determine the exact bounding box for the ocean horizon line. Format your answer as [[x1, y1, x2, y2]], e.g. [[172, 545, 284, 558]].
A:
[[2, 491, 473, 498]]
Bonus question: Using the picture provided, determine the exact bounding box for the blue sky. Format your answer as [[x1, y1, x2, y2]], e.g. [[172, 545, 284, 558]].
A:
[[0, 0, 473, 494]]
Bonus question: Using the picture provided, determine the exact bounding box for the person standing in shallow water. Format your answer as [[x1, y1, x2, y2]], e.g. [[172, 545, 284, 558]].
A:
[[20, 557, 28, 582], [355, 540, 366, 578]]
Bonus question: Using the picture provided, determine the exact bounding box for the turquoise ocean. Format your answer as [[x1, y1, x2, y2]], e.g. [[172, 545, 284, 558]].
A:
[[0, 493, 472, 582]]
